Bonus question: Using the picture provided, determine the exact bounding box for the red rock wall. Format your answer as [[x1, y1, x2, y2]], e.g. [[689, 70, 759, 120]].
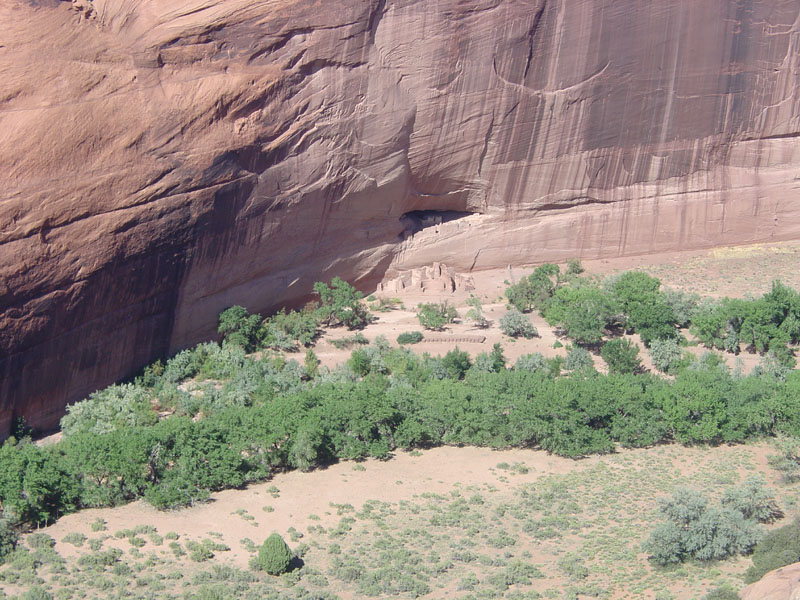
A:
[[2, 0, 800, 434]]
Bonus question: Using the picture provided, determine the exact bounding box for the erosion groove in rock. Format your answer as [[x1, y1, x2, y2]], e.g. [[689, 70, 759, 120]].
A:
[[2, 0, 800, 434]]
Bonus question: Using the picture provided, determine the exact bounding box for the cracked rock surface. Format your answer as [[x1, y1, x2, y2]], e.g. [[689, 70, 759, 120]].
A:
[[2, 0, 800, 433]]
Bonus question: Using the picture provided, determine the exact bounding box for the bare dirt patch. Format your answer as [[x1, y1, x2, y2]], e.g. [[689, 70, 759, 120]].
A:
[[18, 442, 798, 600]]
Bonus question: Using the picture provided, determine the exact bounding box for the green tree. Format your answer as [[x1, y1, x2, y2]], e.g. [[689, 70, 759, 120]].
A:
[[263, 309, 320, 350], [601, 338, 641, 374], [660, 370, 730, 444], [218, 306, 263, 352], [314, 277, 371, 329], [505, 264, 559, 313], [441, 347, 472, 380], [545, 284, 619, 346], [464, 295, 489, 328], [610, 272, 678, 345], [489, 343, 506, 372], [304, 349, 320, 379], [416, 302, 458, 331], [256, 533, 293, 575]]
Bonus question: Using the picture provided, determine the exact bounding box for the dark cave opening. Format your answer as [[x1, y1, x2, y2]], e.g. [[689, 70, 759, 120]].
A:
[[399, 210, 475, 236]]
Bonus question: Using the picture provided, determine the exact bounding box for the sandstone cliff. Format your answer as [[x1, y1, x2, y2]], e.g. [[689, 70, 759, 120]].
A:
[[740, 562, 800, 600], [2, 0, 800, 433]]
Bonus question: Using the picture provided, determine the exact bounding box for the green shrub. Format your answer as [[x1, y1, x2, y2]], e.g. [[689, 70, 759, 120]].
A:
[[186, 540, 214, 562], [397, 331, 424, 345], [0, 520, 18, 565], [77, 548, 123, 570], [90, 518, 107, 532], [499, 309, 538, 339], [643, 487, 764, 565], [564, 345, 593, 373], [649, 338, 683, 374], [744, 519, 800, 583], [61, 532, 86, 547], [330, 333, 370, 349], [721, 476, 781, 523], [416, 302, 458, 331], [304, 349, 320, 379], [557, 553, 589, 581], [513, 353, 546, 373], [768, 436, 800, 482], [255, 533, 293, 575], [60, 383, 158, 438], [662, 287, 700, 327], [26, 533, 55, 550], [348, 346, 386, 377], [601, 338, 641, 374], [703, 585, 740, 600], [566, 258, 584, 276], [18, 587, 53, 600]]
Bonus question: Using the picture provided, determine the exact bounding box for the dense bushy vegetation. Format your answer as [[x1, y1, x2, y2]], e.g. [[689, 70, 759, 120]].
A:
[[691, 281, 800, 366], [643, 481, 778, 565], [3, 334, 800, 535], [2, 266, 799, 575], [744, 519, 800, 583], [506, 265, 799, 379], [216, 277, 370, 355]]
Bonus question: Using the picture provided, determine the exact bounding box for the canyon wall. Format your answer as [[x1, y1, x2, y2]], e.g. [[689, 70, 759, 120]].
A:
[[2, 0, 800, 433]]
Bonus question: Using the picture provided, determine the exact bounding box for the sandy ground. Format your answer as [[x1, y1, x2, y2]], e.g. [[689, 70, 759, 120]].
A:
[[42, 445, 581, 566], [36, 441, 781, 572]]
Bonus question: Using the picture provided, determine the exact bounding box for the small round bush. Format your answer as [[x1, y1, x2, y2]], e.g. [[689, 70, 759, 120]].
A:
[[703, 585, 741, 600], [499, 309, 538, 339], [564, 345, 593, 373], [397, 331, 424, 345], [256, 533, 293, 575], [514, 353, 546, 373], [649, 338, 682, 373]]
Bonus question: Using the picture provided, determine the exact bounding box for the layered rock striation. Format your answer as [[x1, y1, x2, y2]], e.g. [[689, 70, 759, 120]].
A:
[[2, 0, 800, 433]]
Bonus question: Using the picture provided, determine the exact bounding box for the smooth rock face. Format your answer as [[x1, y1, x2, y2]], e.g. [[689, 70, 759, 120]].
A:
[[740, 562, 800, 600], [2, 0, 800, 433]]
